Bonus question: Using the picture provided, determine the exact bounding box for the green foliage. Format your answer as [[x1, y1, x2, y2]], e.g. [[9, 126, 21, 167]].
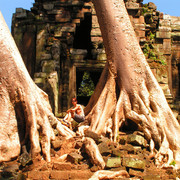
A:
[[141, 7, 148, 15], [143, 43, 150, 54], [144, 3, 148, 8], [159, 58, 167, 65], [169, 160, 176, 166], [78, 71, 95, 97], [149, 32, 155, 40], [149, 51, 156, 58], [142, 40, 167, 66]]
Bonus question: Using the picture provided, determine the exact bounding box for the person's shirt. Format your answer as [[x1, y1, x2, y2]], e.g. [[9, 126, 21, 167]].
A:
[[75, 104, 85, 117]]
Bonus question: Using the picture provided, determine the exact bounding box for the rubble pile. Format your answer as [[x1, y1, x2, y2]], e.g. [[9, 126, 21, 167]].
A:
[[1, 130, 179, 179]]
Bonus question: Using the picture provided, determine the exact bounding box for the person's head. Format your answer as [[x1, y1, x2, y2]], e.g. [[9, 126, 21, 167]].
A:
[[72, 97, 77, 106]]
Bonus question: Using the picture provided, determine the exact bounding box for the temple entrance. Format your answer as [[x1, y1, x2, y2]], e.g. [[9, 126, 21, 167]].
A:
[[76, 69, 101, 106], [73, 12, 92, 58]]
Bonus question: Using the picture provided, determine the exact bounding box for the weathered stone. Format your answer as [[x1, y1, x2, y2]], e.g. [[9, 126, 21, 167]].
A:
[[34, 77, 45, 85], [129, 168, 143, 177], [1, 163, 20, 179], [159, 19, 171, 27], [98, 141, 111, 155], [136, 30, 145, 38], [70, 49, 88, 55], [156, 31, 171, 39], [55, 15, 71, 23], [67, 152, 83, 164], [71, 54, 86, 60], [53, 162, 72, 170], [106, 157, 121, 168], [110, 166, 127, 172], [36, 28, 47, 66], [41, 53, 52, 60], [153, 16, 159, 22], [157, 69, 168, 84], [171, 25, 180, 31], [43, 3, 54, 10], [122, 157, 146, 169], [50, 171, 69, 179], [127, 134, 146, 147], [159, 26, 171, 32], [51, 138, 63, 149], [91, 36, 103, 43], [19, 152, 32, 167], [61, 26, 76, 33], [91, 28, 102, 36], [112, 149, 121, 157], [120, 144, 136, 154], [27, 171, 50, 179], [92, 15, 100, 28], [148, 2, 157, 10], [52, 41, 61, 61], [126, 2, 139, 9], [97, 53, 107, 61], [163, 39, 171, 51], [41, 60, 56, 73], [119, 136, 127, 145], [54, 27, 63, 37], [133, 146, 142, 152], [39, 163, 49, 171], [160, 84, 171, 95], [15, 8, 27, 18], [143, 174, 160, 180], [171, 32, 180, 39], [69, 170, 93, 179], [3, 164, 19, 173], [164, 14, 171, 20]]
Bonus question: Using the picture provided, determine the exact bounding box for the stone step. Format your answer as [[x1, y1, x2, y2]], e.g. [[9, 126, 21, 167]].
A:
[[26, 170, 93, 180]]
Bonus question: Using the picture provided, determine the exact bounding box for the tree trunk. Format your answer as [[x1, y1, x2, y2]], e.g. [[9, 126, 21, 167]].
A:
[[0, 12, 75, 162], [85, 0, 180, 168]]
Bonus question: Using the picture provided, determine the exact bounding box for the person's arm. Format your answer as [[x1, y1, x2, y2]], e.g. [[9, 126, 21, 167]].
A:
[[70, 105, 81, 112]]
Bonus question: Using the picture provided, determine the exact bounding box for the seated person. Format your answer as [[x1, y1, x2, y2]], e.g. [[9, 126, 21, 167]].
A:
[[63, 98, 85, 129]]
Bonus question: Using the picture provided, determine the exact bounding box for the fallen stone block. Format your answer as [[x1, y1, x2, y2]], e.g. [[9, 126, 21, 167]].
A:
[[127, 134, 146, 147], [51, 138, 63, 149], [67, 152, 83, 164], [143, 174, 160, 180], [70, 170, 93, 179], [122, 157, 146, 170], [129, 168, 143, 177], [98, 141, 111, 155], [106, 157, 122, 168], [50, 170, 69, 179], [27, 171, 50, 179], [53, 162, 72, 170]]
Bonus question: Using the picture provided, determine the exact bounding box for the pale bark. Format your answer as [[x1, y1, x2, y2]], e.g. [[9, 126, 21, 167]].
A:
[[85, 0, 180, 168], [89, 170, 129, 180], [83, 137, 105, 169], [0, 12, 74, 162]]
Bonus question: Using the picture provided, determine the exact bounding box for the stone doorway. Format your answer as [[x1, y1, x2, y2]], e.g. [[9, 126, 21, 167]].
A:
[[76, 69, 101, 106]]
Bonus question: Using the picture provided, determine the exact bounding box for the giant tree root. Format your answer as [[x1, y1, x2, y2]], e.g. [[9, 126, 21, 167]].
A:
[[84, 0, 180, 169], [89, 170, 129, 180], [83, 137, 105, 170], [0, 11, 75, 163]]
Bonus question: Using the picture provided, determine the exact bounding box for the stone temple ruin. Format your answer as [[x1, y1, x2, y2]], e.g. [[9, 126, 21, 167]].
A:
[[11, 0, 180, 116]]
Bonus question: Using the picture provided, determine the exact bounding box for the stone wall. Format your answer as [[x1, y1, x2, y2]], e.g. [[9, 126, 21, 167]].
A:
[[11, 0, 180, 116]]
